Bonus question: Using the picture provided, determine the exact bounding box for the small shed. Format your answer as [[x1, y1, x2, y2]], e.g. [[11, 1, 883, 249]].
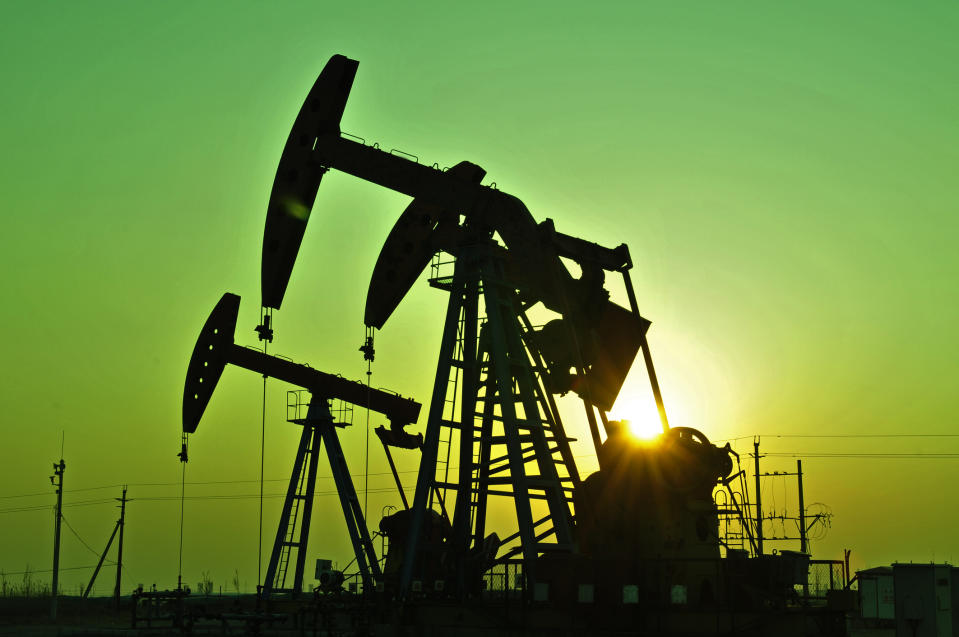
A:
[[859, 566, 894, 621], [892, 563, 952, 637]]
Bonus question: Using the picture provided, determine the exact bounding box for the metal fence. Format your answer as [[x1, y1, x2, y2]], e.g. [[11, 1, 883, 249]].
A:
[[482, 560, 525, 595], [478, 556, 847, 606], [806, 559, 845, 599]]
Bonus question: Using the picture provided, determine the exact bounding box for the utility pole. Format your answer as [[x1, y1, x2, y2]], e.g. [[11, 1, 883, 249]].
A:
[[114, 486, 128, 606], [753, 438, 763, 556], [82, 487, 131, 601], [50, 458, 65, 621], [797, 459, 809, 599], [797, 460, 807, 553]]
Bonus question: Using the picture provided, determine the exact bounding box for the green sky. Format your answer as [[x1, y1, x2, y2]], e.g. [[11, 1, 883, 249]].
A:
[[2, 1, 957, 594]]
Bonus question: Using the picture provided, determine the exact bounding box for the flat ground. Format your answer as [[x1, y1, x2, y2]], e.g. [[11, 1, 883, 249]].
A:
[[0, 595, 284, 636]]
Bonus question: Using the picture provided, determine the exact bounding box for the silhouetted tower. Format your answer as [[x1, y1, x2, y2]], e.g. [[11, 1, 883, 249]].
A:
[[82, 486, 130, 600], [50, 458, 65, 620], [114, 486, 128, 605], [797, 460, 807, 553], [753, 438, 763, 555]]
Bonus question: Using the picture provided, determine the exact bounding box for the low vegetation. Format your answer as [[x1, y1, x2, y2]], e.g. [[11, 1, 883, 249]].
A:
[[0, 566, 51, 598]]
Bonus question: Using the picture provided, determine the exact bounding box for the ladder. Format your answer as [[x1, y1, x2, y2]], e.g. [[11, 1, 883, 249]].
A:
[[263, 398, 382, 597], [400, 242, 580, 595], [472, 270, 578, 563], [263, 407, 322, 596]]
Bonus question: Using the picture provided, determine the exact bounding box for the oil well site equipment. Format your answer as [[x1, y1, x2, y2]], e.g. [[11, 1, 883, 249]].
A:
[[177, 54, 849, 636]]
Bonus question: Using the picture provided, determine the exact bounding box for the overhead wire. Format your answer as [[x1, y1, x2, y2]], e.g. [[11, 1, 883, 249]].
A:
[[0, 498, 116, 515], [1, 565, 102, 576], [0, 484, 128, 500], [716, 433, 959, 442], [766, 452, 959, 458], [0, 472, 421, 510], [136, 487, 401, 502], [5, 441, 959, 514], [60, 513, 103, 559], [4, 439, 959, 517]]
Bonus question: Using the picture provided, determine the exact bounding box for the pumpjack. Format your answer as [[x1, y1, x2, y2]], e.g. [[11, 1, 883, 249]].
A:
[[255, 54, 730, 599], [182, 292, 421, 596], [178, 54, 853, 636]]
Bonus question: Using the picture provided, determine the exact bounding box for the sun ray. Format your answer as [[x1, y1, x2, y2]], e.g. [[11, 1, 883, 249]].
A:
[[625, 417, 662, 440], [609, 393, 664, 440]]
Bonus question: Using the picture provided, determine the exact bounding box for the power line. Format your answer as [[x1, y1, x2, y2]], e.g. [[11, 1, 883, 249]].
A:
[[0, 498, 116, 515], [0, 490, 63, 501], [136, 487, 401, 502], [0, 483, 401, 514], [716, 433, 959, 442], [0, 504, 53, 514], [60, 514, 103, 559], [1, 471, 420, 504], [6, 436, 959, 513], [766, 452, 959, 459], [0, 483, 137, 500], [6, 440, 959, 509], [0, 564, 106, 576], [781, 434, 959, 438], [0, 486, 411, 515]]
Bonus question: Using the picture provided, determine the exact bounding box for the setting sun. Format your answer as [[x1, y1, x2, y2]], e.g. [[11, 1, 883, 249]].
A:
[[624, 418, 663, 440], [609, 390, 668, 441]]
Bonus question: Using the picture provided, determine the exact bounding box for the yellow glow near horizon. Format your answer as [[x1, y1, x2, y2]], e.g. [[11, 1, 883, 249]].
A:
[[625, 417, 663, 440], [610, 392, 665, 440]]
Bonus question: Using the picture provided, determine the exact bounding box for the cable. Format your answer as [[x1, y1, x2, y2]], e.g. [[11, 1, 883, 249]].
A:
[[0, 486, 126, 500], [7, 440, 955, 515], [132, 478, 290, 488], [0, 491, 55, 500], [364, 366, 371, 522], [7, 444, 959, 514], [0, 498, 116, 515], [1, 564, 103, 576], [258, 342, 267, 590], [715, 433, 959, 442], [177, 439, 187, 590], [766, 452, 959, 458], [768, 433, 959, 438], [134, 487, 401, 502], [0, 472, 422, 510], [60, 514, 102, 559], [362, 326, 375, 523]]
